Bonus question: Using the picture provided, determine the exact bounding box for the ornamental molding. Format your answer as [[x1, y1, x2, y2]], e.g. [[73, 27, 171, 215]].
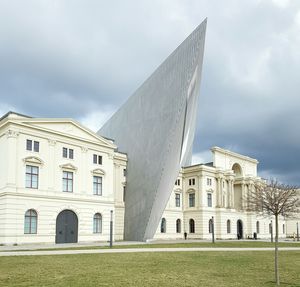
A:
[[6, 129, 19, 138], [23, 156, 44, 166], [186, 188, 196, 193], [60, 163, 77, 171], [48, 139, 56, 146], [206, 188, 214, 193], [91, 168, 105, 175]]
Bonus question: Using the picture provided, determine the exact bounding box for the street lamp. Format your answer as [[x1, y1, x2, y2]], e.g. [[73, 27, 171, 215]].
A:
[[212, 216, 215, 244], [110, 210, 113, 248]]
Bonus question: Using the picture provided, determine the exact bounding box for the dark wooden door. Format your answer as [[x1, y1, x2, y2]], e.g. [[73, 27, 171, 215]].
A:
[[55, 210, 78, 244]]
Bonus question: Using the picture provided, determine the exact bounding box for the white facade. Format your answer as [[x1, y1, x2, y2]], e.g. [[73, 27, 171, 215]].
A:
[[0, 112, 290, 245], [154, 147, 287, 240], [0, 112, 126, 245]]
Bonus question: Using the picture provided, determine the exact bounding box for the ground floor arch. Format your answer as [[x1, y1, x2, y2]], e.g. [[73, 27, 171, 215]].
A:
[[55, 209, 78, 244]]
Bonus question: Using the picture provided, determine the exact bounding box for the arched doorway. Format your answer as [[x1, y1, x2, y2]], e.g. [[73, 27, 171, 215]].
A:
[[237, 219, 243, 239], [56, 210, 78, 244]]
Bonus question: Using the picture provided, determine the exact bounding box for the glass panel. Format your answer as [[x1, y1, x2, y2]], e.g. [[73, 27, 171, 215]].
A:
[[26, 139, 32, 151], [63, 147, 68, 158], [93, 154, 97, 164], [34, 141, 39, 152], [69, 149, 74, 159]]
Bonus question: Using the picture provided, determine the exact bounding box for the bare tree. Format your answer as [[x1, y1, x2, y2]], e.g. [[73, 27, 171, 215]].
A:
[[247, 179, 299, 286]]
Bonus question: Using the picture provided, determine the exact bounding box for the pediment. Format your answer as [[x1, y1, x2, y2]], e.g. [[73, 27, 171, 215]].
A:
[[91, 168, 105, 175], [174, 188, 182, 193], [187, 188, 196, 193], [23, 156, 44, 166], [20, 120, 116, 149], [60, 163, 77, 171]]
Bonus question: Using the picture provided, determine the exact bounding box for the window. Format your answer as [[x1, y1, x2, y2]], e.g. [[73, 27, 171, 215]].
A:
[[93, 176, 102, 195], [176, 219, 181, 233], [209, 219, 213, 233], [189, 219, 195, 233], [227, 220, 231, 234], [25, 165, 39, 189], [26, 139, 39, 152], [207, 193, 212, 207], [123, 169, 126, 176], [63, 171, 73, 192], [93, 213, 102, 233], [93, 154, 102, 165], [175, 179, 180, 186], [63, 147, 74, 159], [269, 223, 272, 234], [189, 193, 195, 207], [161, 218, 166, 233], [283, 224, 285, 234], [207, 178, 212, 186], [123, 186, 126, 202], [175, 193, 181, 207], [256, 221, 260, 234], [189, 178, 195, 185], [24, 209, 37, 234]]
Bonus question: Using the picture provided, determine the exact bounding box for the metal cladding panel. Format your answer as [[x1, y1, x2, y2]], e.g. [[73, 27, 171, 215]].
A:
[[99, 19, 207, 241]]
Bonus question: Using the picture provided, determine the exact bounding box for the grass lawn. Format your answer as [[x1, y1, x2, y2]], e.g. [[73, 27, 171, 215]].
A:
[[0, 251, 299, 287]]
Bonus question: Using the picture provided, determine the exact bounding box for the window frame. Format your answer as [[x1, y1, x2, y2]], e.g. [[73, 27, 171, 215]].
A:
[[160, 218, 166, 233], [189, 193, 195, 207], [93, 175, 102, 196], [207, 193, 212, 207], [24, 209, 37, 234], [175, 193, 181, 207], [62, 171, 73, 193], [25, 165, 39, 189], [93, 213, 102, 234]]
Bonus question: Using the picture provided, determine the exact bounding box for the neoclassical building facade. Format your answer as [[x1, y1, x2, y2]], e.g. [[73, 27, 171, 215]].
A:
[[0, 112, 286, 245]]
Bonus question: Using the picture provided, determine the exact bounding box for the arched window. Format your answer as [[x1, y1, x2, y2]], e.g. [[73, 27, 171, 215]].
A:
[[283, 224, 285, 234], [227, 220, 231, 234], [161, 218, 166, 233], [93, 213, 102, 233], [189, 219, 195, 233], [24, 209, 37, 234], [209, 219, 213, 233], [176, 219, 181, 233], [256, 221, 260, 234]]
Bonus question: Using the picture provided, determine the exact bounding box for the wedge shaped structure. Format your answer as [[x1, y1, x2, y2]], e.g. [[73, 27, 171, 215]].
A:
[[99, 19, 207, 241]]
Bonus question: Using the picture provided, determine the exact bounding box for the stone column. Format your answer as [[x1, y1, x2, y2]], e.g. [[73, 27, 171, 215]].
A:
[[230, 180, 235, 208], [81, 147, 88, 194], [6, 130, 19, 187], [216, 177, 221, 207], [48, 139, 56, 191]]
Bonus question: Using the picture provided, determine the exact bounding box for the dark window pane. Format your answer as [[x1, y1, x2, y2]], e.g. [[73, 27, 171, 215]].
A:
[[26, 139, 32, 151], [98, 156, 102, 165], [69, 149, 74, 159], [34, 141, 39, 152], [93, 154, 97, 164], [63, 147, 68, 158]]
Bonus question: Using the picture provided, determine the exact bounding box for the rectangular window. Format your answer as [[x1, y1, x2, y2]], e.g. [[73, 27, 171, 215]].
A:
[[63, 147, 68, 158], [189, 193, 195, 207], [93, 176, 102, 195], [207, 178, 212, 186], [123, 169, 127, 176], [69, 149, 74, 159], [189, 178, 195, 186], [26, 139, 39, 152], [123, 186, 126, 202], [26, 139, 32, 151], [62, 171, 73, 192], [33, 141, 39, 152], [175, 179, 180, 186], [175, 193, 181, 207], [207, 193, 212, 207], [93, 154, 102, 165], [25, 165, 39, 189]]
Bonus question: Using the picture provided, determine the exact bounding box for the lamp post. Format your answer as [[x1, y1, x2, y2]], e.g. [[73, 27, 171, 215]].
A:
[[110, 210, 113, 248], [212, 216, 215, 244], [297, 222, 299, 242], [270, 220, 273, 243]]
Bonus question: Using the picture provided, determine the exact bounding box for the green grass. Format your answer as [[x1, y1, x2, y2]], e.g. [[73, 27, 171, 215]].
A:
[[0, 251, 299, 286]]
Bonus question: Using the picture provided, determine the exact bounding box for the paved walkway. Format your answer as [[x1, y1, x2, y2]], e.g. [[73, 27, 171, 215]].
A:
[[1, 247, 300, 257]]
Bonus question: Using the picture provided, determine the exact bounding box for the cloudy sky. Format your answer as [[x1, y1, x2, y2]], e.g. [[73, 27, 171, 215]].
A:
[[0, 0, 299, 185]]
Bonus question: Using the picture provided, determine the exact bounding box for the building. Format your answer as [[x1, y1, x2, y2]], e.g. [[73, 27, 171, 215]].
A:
[[154, 147, 286, 240], [0, 112, 126, 245], [0, 112, 288, 245], [99, 19, 207, 241]]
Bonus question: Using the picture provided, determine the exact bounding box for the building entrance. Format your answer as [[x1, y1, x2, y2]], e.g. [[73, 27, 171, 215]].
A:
[[55, 210, 78, 244], [237, 219, 243, 239]]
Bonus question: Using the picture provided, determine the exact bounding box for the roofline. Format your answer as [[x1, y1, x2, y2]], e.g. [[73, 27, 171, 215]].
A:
[[0, 111, 32, 122]]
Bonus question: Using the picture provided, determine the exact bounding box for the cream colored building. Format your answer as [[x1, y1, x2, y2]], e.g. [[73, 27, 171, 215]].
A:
[[0, 112, 287, 245], [0, 112, 126, 245], [154, 147, 286, 240]]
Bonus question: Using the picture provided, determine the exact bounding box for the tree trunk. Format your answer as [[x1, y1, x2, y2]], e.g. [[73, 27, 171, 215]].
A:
[[275, 215, 280, 285]]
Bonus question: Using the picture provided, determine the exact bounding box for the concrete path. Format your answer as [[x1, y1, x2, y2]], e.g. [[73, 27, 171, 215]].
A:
[[1, 247, 300, 257]]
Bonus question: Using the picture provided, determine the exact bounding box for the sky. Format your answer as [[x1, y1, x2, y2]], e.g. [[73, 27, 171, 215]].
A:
[[0, 0, 299, 185]]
